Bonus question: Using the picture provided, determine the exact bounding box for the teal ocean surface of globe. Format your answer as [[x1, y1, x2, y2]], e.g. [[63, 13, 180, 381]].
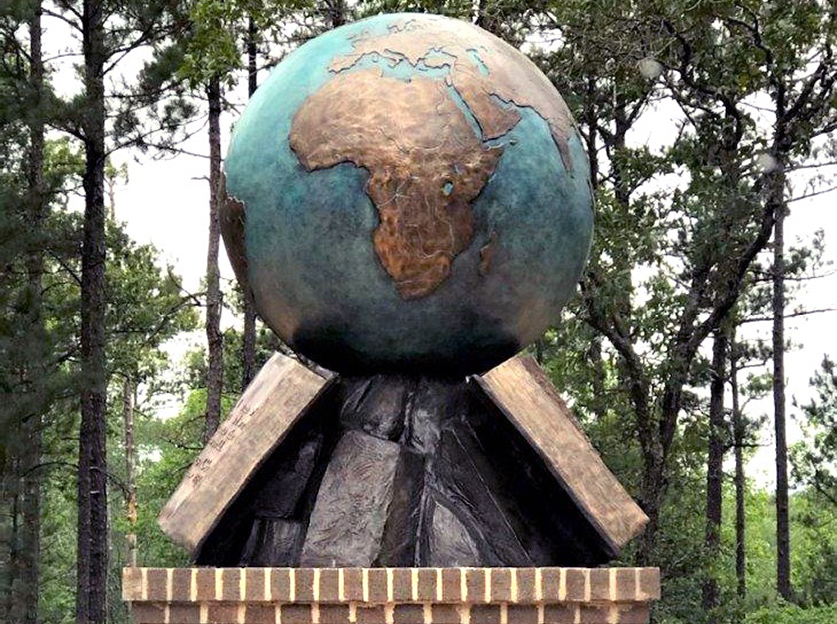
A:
[[221, 12, 594, 376]]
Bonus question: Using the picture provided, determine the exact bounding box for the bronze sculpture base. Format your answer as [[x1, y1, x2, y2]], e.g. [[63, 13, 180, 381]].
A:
[[196, 374, 611, 568]]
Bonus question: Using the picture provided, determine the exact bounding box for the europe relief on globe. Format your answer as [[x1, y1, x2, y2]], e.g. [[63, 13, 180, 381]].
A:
[[221, 13, 594, 376]]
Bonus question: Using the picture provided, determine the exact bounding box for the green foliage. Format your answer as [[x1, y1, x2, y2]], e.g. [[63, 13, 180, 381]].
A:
[[179, 0, 312, 87], [793, 357, 837, 506], [180, 0, 247, 85], [105, 226, 200, 380], [743, 603, 837, 624], [132, 390, 207, 567], [120, 387, 237, 568], [356, 0, 471, 20], [37, 466, 78, 624], [641, 487, 837, 624], [792, 508, 837, 606], [0, 137, 82, 468]]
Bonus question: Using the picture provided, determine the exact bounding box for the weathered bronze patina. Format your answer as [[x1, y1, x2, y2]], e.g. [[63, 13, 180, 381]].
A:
[[290, 17, 576, 300], [221, 12, 594, 375], [291, 70, 503, 299], [330, 19, 575, 170], [479, 231, 498, 276], [219, 173, 254, 303]]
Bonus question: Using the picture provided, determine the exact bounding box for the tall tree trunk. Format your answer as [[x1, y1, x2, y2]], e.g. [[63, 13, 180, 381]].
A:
[[204, 75, 224, 443], [582, 75, 607, 425], [731, 334, 746, 598], [0, 490, 10, 623], [637, 454, 664, 566], [18, 417, 41, 624], [17, 419, 41, 624], [123, 378, 137, 567], [1, 459, 20, 623], [241, 17, 258, 390], [19, 6, 45, 623], [78, 0, 109, 622], [772, 183, 791, 601], [702, 328, 728, 616], [609, 98, 668, 565]]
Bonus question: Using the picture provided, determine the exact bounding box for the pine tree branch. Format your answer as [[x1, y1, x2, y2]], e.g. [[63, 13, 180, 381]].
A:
[[739, 308, 837, 324], [42, 7, 81, 32], [787, 184, 837, 203]]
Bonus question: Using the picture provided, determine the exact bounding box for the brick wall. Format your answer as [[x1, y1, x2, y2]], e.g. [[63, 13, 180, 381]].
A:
[[123, 567, 660, 624]]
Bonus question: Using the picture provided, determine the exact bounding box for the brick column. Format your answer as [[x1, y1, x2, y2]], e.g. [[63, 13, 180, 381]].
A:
[[123, 567, 660, 624]]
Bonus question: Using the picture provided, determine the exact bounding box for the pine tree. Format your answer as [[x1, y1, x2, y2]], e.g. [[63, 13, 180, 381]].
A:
[[773, 194, 791, 599], [203, 73, 224, 443], [241, 14, 259, 389], [730, 333, 747, 599], [703, 327, 728, 617]]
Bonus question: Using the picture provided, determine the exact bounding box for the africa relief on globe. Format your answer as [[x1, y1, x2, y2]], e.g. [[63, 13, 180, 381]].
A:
[[289, 19, 575, 299], [221, 13, 594, 375]]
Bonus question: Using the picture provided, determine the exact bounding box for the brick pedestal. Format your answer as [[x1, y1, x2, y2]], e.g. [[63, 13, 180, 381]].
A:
[[123, 567, 660, 624]]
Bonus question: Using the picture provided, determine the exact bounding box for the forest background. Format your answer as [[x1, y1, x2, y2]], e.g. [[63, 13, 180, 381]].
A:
[[1, 1, 836, 624]]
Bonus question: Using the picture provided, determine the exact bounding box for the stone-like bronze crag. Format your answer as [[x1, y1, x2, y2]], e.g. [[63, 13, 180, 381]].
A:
[[290, 17, 575, 299]]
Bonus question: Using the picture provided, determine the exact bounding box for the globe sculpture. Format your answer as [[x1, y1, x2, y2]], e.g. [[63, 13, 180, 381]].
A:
[[149, 17, 658, 612], [221, 12, 594, 375]]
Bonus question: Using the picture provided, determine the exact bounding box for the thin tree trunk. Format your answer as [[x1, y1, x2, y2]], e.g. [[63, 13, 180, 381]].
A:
[[20, 6, 45, 622], [111, 173, 138, 571], [588, 338, 607, 421], [702, 329, 728, 616], [204, 75, 224, 443], [241, 17, 258, 390], [123, 378, 138, 567], [637, 455, 664, 566], [19, 420, 41, 624], [0, 484, 10, 623], [582, 74, 606, 425], [2, 459, 20, 623], [78, 0, 109, 622], [731, 335, 746, 598], [25, 0, 45, 336], [247, 18, 257, 98], [610, 99, 665, 565], [772, 183, 791, 601], [474, 0, 486, 26]]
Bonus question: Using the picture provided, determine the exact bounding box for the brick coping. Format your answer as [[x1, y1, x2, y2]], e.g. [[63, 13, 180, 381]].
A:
[[123, 567, 659, 624]]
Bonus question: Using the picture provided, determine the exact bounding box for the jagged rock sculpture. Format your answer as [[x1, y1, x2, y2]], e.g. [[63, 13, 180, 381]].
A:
[[159, 354, 647, 567]]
